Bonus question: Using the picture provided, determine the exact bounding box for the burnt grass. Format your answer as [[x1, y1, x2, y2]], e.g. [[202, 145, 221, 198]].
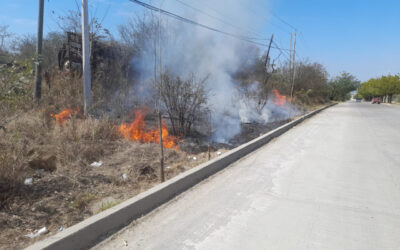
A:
[[229, 119, 291, 147], [180, 119, 292, 153]]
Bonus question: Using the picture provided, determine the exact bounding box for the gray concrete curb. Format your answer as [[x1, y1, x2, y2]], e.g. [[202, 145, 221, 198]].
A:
[[26, 103, 337, 250]]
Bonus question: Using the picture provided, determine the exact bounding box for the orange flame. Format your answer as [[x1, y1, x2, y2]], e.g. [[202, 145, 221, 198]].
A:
[[50, 108, 81, 125], [119, 109, 179, 149], [272, 89, 287, 106]]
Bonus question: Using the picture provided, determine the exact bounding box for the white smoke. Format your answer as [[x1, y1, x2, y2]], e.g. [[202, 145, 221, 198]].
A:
[[131, 0, 298, 143]]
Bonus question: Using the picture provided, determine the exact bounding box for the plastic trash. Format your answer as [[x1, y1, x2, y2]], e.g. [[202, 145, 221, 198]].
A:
[[59, 226, 64, 231], [122, 173, 128, 181], [217, 151, 222, 156], [192, 157, 197, 161], [90, 161, 103, 167], [24, 178, 33, 185], [26, 227, 48, 238]]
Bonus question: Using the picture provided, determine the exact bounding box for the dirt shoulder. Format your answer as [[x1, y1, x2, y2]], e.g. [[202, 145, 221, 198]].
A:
[[0, 136, 227, 249]]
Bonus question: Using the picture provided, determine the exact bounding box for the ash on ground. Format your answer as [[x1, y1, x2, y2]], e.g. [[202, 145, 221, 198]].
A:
[[180, 119, 292, 153]]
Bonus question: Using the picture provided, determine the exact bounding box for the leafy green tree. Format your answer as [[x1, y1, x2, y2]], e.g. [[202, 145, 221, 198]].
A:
[[328, 72, 360, 101], [380, 75, 400, 103], [357, 75, 400, 102]]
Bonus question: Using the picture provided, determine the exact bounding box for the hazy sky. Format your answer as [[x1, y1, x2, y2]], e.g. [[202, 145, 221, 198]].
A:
[[0, 0, 399, 82]]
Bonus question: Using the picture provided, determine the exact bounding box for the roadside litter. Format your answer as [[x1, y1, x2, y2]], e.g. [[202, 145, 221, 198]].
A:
[[24, 178, 33, 185], [26, 227, 48, 238], [90, 161, 103, 167]]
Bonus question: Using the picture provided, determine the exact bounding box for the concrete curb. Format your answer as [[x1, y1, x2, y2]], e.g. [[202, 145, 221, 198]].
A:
[[26, 103, 337, 250]]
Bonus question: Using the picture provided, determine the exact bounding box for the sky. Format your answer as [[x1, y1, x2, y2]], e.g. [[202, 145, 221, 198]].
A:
[[0, 0, 399, 82]]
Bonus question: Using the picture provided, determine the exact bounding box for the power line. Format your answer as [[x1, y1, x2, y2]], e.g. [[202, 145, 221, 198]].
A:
[[251, 0, 298, 31], [175, 0, 296, 55], [129, 0, 267, 46], [270, 11, 297, 31], [173, 0, 267, 41], [272, 40, 291, 59], [129, 0, 290, 51], [236, 0, 297, 35], [179, 0, 270, 41]]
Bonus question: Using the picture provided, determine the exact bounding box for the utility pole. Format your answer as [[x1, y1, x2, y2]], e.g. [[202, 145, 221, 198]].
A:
[[290, 31, 297, 99], [264, 34, 274, 70], [158, 8, 165, 182], [34, 0, 44, 99], [289, 33, 292, 77], [208, 110, 212, 161], [81, 0, 91, 116], [158, 111, 165, 182], [263, 34, 274, 86]]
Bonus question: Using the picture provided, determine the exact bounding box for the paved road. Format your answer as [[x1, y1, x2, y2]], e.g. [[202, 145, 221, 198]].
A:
[[94, 102, 400, 250]]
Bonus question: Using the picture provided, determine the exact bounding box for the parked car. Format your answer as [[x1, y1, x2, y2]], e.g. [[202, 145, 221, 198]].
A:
[[371, 97, 381, 104], [356, 98, 362, 102]]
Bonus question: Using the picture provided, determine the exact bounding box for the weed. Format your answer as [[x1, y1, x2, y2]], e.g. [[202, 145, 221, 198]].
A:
[[99, 200, 122, 212], [71, 193, 97, 210]]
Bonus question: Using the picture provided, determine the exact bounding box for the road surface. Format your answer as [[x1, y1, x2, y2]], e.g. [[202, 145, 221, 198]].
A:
[[94, 102, 400, 250]]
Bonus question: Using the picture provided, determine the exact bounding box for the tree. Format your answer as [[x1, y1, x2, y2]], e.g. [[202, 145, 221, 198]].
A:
[[379, 75, 400, 103], [0, 25, 12, 50], [12, 32, 65, 69], [328, 72, 360, 101], [0, 25, 13, 64], [54, 9, 111, 39], [12, 34, 36, 62], [268, 61, 331, 104], [293, 62, 331, 103], [118, 14, 155, 54], [156, 72, 208, 136], [358, 75, 400, 102]]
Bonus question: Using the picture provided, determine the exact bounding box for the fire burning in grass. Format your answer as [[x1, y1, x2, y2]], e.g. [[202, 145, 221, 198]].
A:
[[272, 89, 287, 106], [118, 109, 179, 149], [50, 108, 81, 125]]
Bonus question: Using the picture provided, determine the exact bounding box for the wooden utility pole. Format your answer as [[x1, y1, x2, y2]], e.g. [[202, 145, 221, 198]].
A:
[[158, 8, 165, 182], [263, 34, 274, 85], [208, 110, 212, 161], [257, 34, 275, 111], [289, 33, 293, 76], [264, 34, 274, 70], [81, 0, 91, 116], [34, 0, 44, 99], [290, 31, 297, 99], [158, 111, 165, 182]]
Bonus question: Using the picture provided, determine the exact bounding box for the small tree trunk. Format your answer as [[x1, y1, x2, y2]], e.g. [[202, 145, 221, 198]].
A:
[[158, 111, 165, 183]]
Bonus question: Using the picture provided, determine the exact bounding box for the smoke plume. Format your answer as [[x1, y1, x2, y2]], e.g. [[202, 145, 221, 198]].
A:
[[131, 0, 296, 143]]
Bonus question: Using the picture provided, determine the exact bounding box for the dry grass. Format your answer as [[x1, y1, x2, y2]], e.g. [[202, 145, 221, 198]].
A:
[[0, 68, 126, 186], [0, 65, 230, 249], [0, 111, 122, 203], [0, 113, 44, 188], [51, 116, 120, 167]]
